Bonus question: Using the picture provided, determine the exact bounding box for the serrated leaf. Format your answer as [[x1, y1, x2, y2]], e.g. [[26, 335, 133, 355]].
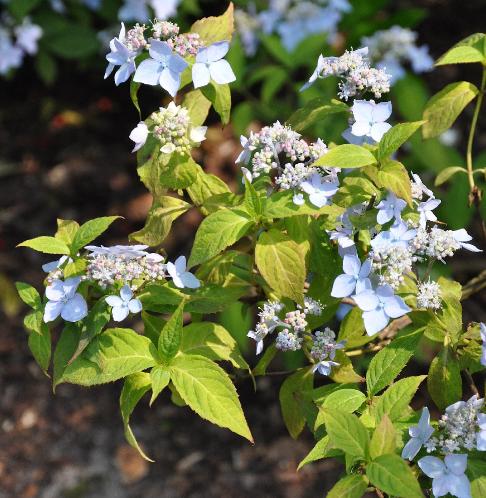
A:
[[321, 389, 366, 413], [327, 474, 369, 498], [190, 3, 234, 45], [436, 34, 486, 66], [244, 179, 264, 218], [286, 98, 349, 132], [188, 209, 253, 267], [71, 216, 121, 254], [181, 322, 249, 371], [367, 327, 423, 396], [18, 236, 70, 255], [366, 454, 423, 498], [55, 219, 80, 245], [201, 82, 231, 124], [427, 349, 462, 410], [313, 144, 377, 169], [16, 282, 41, 310], [369, 415, 397, 459], [377, 159, 413, 205], [279, 368, 313, 439], [158, 300, 184, 361], [255, 229, 306, 304], [323, 409, 369, 458], [159, 156, 200, 190], [373, 376, 426, 423], [59, 328, 157, 386], [423, 81, 478, 138], [186, 167, 231, 209], [120, 372, 153, 462], [169, 353, 253, 441], [377, 121, 424, 159], [149, 366, 170, 406], [338, 307, 372, 348], [435, 166, 468, 186]]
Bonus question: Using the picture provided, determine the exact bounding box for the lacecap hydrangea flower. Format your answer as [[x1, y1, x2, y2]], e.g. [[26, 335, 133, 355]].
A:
[[44, 277, 88, 323], [192, 41, 236, 88]]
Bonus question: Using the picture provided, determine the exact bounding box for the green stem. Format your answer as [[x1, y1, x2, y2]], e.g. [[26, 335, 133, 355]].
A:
[[466, 66, 486, 196]]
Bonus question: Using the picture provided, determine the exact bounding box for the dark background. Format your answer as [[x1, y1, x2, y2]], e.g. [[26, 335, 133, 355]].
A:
[[0, 1, 485, 497]]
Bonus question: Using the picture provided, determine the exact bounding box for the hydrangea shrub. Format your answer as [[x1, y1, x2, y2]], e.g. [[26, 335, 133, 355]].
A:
[[16, 5, 486, 497]]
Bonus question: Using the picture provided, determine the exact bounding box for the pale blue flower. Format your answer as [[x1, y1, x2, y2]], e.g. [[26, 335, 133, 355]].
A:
[[349, 100, 392, 143], [85, 244, 149, 258], [331, 254, 372, 298], [151, 0, 180, 20], [44, 277, 88, 323], [371, 221, 417, 251], [418, 198, 441, 227], [129, 122, 149, 152], [133, 40, 187, 97], [480, 323, 486, 367], [104, 24, 137, 86], [353, 284, 411, 335], [14, 19, 43, 55], [452, 229, 482, 253], [42, 255, 72, 273], [106, 285, 142, 322], [312, 360, 339, 376], [418, 454, 471, 498], [118, 0, 149, 21], [166, 256, 200, 289], [376, 191, 407, 225], [192, 41, 236, 89], [411, 172, 434, 199], [401, 407, 434, 460], [409, 45, 434, 73], [0, 28, 23, 75], [477, 411, 486, 451], [300, 173, 339, 208]]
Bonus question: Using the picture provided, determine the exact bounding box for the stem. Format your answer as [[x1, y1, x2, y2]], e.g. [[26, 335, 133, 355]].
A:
[[466, 66, 486, 201]]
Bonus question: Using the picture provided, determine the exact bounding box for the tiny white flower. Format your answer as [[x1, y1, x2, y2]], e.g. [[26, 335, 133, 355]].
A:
[[129, 122, 149, 152], [166, 256, 200, 289], [106, 285, 142, 322]]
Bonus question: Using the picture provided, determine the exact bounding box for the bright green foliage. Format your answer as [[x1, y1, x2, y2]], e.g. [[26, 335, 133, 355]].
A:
[[158, 300, 185, 362], [286, 98, 349, 132], [427, 349, 463, 410], [377, 159, 413, 205], [369, 415, 397, 459], [313, 144, 377, 169], [377, 121, 424, 160], [149, 366, 171, 406], [436, 33, 486, 66], [327, 474, 369, 498], [18, 236, 70, 255], [435, 166, 468, 186]]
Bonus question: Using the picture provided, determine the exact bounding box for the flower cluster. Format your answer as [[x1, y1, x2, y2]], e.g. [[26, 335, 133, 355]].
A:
[[362, 26, 433, 82], [235, 0, 351, 55], [310, 328, 346, 375], [401, 396, 486, 498], [236, 122, 338, 207], [129, 102, 207, 154], [105, 21, 235, 98], [0, 17, 42, 76], [42, 246, 199, 325], [330, 172, 481, 335], [303, 47, 391, 101]]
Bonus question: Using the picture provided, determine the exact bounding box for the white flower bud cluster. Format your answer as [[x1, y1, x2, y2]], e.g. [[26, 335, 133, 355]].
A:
[[284, 309, 308, 333], [275, 163, 315, 190], [125, 24, 147, 51], [86, 250, 165, 289], [299, 296, 323, 316], [417, 280, 442, 310], [275, 329, 303, 351], [167, 33, 203, 57], [151, 102, 206, 155], [412, 226, 460, 261], [371, 245, 414, 289], [237, 122, 327, 181], [152, 20, 180, 40], [425, 396, 484, 454], [310, 328, 344, 362]]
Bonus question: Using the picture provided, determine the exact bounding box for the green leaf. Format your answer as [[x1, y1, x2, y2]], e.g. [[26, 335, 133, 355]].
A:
[[142, 312, 165, 345], [297, 435, 338, 469], [149, 366, 170, 406], [44, 25, 99, 59], [279, 368, 313, 439], [55, 219, 80, 245], [320, 389, 366, 413], [313, 144, 377, 169], [63, 258, 87, 278], [53, 324, 81, 389], [327, 474, 369, 498], [9, 0, 42, 19], [373, 376, 426, 423], [436, 34, 486, 66], [366, 454, 423, 498], [181, 322, 249, 371], [377, 121, 424, 160], [467, 458, 486, 498], [15, 282, 41, 310], [59, 328, 157, 386], [253, 343, 277, 376], [423, 81, 479, 138], [186, 167, 231, 209], [377, 159, 413, 206], [71, 216, 121, 254], [286, 98, 349, 133], [264, 190, 344, 219], [182, 89, 212, 127], [169, 354, 253, 442], [255, 229, 306, 304], [435, 166, 468, 186], [120, 372, 154, 462], [188, 209, 253, 267], [158, 300, 185, 362], [369, 415, 397, 459], [323, 409, 369, 458], [190, 3, 234, 45], [201, 82, 231, 125], [18, 236, 70, 255], [159, 156, 200, 189], [130, 196, 191, 246], [330, 350, 364, 384], [25, 311, 51, 373], [367, 328, 423, 396], [130, 80, 141, 116], [427, 349, 462, 410], [244, 179, 264, 218], [338, 307, 371, 348]]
